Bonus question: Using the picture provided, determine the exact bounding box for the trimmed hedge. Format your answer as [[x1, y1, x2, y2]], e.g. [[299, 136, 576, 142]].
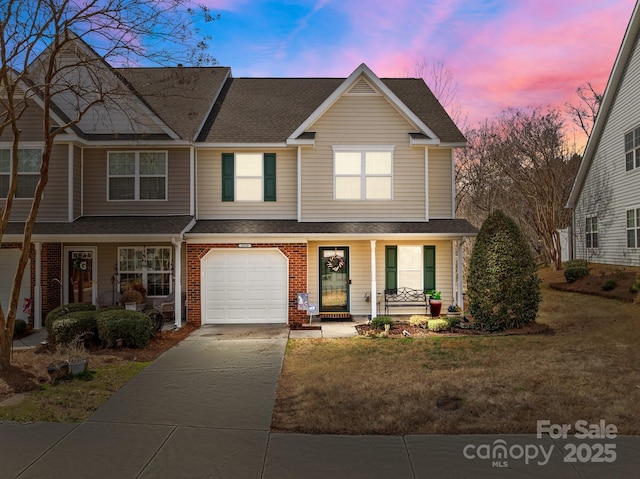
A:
[[13, 319, 27, 339], [45, 303, 96, 335], [370, 316, 394, 330], [563, 259, 589, 283], [467, 210, 541, 332], [427, 319, 449, 332], [97, 309, 152, 348], [51, 310, 98, 345]]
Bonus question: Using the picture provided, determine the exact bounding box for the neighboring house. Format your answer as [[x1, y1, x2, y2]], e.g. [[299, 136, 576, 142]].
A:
[[567, 1, 640, 267], [1, 37, 476, 328]]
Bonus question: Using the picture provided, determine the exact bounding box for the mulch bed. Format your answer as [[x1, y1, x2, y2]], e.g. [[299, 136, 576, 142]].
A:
[[549, 271, 639, 302], [355, 320, 552, 337]]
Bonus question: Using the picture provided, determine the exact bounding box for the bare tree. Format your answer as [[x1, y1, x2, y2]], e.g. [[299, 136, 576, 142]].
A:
[[0, 0, 217, 368], [566, 82, 603, 138]]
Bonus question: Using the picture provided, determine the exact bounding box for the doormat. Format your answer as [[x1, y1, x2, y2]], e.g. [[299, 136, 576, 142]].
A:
[[319, 312, 353, 321]]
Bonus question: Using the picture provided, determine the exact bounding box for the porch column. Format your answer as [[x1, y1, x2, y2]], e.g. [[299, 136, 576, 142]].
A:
[[34, 242, 42, 329], [171, 238, 182, 328], [370, 240, 377, 319], [457, 238, 466, 309]]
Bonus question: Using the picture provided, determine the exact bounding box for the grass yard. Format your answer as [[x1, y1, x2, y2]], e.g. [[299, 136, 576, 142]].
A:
[[271, 282, 640, 435]]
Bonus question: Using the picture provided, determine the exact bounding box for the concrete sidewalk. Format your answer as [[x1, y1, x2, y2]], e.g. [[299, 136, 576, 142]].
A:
[[3, 323, 639, 478]]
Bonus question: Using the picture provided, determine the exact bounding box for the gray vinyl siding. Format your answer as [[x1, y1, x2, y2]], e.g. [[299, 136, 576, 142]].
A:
[[73, 146, 82, 218], [307, 240, 453, 317], [196, 148, 297, 219], [0, 101, 51, 142], [82, 147, 191, 215], [300, 94, 437, 221], [1, 143, 68, 222], [574, 33, 640, 267]]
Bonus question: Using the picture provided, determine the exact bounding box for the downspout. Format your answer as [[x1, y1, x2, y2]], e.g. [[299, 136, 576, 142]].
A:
[[457, 237, 466, 309], [297, 146, 302, 221], [34, 242, 42, 329], [171, 218, 195, 329], [370, 240, 377, 319]]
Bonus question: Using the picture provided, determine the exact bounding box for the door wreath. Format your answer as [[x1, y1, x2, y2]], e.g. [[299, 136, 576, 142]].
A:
[[326, 254, 345, 272]]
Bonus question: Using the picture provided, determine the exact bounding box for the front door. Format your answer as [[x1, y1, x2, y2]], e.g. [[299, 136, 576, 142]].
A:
[[319, 247, 350, 312], [66, 248, 96, 304]]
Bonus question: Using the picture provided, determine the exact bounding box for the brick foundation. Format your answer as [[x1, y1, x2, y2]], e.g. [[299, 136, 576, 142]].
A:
[[186, 243, 308, 326]]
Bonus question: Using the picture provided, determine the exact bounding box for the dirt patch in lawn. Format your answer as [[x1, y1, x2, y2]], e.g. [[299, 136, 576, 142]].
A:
[[544, 264, 640, 302], [0, 323, 197, 405]]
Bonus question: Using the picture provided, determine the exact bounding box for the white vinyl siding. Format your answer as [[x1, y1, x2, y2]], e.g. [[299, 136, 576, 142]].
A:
[[197, 148, 297, 219], [573, 33, 640, 266]]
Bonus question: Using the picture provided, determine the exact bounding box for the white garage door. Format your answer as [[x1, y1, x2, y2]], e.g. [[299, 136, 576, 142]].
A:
[[202, 249, 288, 324], [0, 249, 31, 321]]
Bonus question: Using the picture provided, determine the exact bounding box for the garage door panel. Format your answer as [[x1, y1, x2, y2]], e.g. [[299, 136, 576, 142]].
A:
[[202, 249, 288, 324], [0, 250, 30, 322]]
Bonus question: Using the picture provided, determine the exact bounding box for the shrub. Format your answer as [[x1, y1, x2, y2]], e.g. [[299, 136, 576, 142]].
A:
[[467, 210, 541, 332], [563, 260, 589, 283], [45, 303, 96, 335], [427, 319, 449, 332], [370, 316, 394, 330], [602, 279, 617, 291], [13, 319, 27, 339], [51, 311, 98, 345], [97, 309, 152, 348], [445, 316, 461, 329], [409, 315, 429, 328], [630, 277, 640, 294]]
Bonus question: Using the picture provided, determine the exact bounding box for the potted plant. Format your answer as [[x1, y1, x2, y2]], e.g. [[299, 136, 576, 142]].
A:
[[61, 336, 90, 376], [428, 290, 442, 317], [121, 280, 147, 311], [447, 304, 462, 318]]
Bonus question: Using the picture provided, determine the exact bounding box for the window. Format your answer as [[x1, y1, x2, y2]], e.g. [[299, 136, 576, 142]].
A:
[[626, 208, 640, 248], [385, 245, 435, 291], [118, 246, 172, 296], [334, 148, 392, 200], [108, 151, 167, 200], [624, 127, 640, 171], [0, 148, 41, 198], [585, 216, 598, 249], [222, 153, 276, 202]]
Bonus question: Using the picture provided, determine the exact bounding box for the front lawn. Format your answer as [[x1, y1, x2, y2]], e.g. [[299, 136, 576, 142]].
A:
[[271, 283, 640, 435]]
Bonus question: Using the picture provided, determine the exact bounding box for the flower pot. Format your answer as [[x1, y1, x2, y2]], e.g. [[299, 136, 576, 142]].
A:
[[429, 300, 443, 318]]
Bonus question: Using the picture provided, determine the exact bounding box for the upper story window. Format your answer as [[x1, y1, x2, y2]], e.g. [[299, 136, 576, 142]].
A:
[[0, 147, 41, 198], [108, 151, 167, 201], [624, 127, 640, 171], [626, 208, 640, 248], [222, 152, 276, 202], [585, 215, 598, 249], [333, 147, 393, 200]]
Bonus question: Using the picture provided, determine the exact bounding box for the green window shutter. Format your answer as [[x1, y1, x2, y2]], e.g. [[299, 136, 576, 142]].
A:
[[264, 153, 276, 201], [222, 153, 234, 202], [385, 246, 398, 292], [424, 245, 436, 292]]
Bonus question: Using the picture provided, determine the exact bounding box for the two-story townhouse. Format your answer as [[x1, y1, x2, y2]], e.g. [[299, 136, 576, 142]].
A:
[[1, 37, 229, 328], [2, 36, 476, 329], [187, 63, 476, 325], [567, 1, 640, 267]]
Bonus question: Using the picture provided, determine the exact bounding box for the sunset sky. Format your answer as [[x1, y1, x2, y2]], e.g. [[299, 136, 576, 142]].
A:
[[201, 0, 636, 141]]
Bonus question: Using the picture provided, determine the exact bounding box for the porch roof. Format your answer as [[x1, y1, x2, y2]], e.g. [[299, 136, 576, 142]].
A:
[[188, 219, 477, 236], [5, 216, 195, 239]]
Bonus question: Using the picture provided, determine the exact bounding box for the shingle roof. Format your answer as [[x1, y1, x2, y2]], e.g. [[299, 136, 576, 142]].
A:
[[6, 216, 194, 237], [117, 67, 230, 140], [197, 77, 465, 144], [188, 219, 477, 236]]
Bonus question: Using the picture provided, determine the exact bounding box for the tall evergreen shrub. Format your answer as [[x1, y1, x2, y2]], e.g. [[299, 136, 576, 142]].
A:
[[467, 210, 541, 331]]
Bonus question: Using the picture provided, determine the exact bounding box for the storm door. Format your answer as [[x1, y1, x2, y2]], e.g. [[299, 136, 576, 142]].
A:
[[319, 247, 350, 312]]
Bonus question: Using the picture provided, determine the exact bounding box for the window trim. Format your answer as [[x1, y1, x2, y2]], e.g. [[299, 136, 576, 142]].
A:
[[626, 207, 640, 249], [585, 215, 598, 249], [221, 152, 276, 202], [332, 145, 394, 201], [624, 126, 640, 172], [117, 246, 173, 297], [0, 144, 43, 199], [107, 150, 168, 202]]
